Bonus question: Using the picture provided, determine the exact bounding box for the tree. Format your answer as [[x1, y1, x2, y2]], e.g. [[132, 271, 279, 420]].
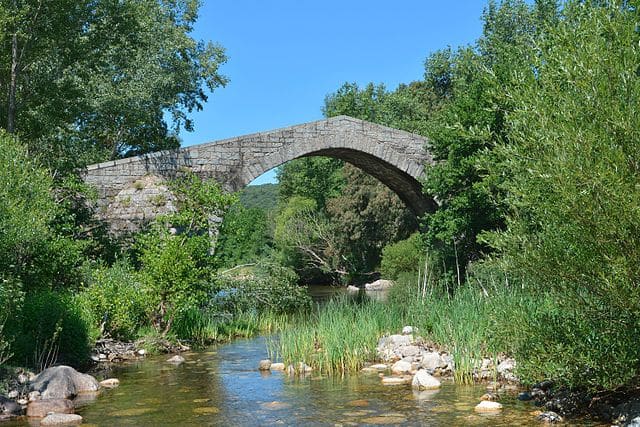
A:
[[135, 174, 235, 335], [483, 0, 640, 389], [0, 0, 227, 174], [421, 0, 558, 281]]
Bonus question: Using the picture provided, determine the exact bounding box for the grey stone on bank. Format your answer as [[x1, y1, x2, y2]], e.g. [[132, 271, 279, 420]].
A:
[[0, 395, 23, 416], [166, 355, 185, 365], [401, 326, 413, 335], [258, 359, 272, 371], [346, 285, 360, 292], [26, 399, 74, 418], [364, 279, 394, 291], [411, 369, 441, 390], [30, 366, 99, 400], [40, 413, 83, 426], [270, 362, 285, 371]]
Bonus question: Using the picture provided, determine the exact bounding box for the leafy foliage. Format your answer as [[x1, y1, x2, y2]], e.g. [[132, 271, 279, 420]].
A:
[[482, 0, 640, 389], [380, 233, 424, 280], [0, 0, 227, 173]]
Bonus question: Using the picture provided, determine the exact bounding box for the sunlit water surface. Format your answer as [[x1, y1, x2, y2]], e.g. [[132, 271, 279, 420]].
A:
[[8, 286, 598, 426]]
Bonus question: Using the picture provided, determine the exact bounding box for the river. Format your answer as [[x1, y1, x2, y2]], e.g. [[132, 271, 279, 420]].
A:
[[9, 286, 597, 426]]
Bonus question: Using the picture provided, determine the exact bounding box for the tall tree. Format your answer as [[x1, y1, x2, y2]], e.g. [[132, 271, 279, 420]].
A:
[[422, 0, 558, 280], [0, 0, 227, 174]]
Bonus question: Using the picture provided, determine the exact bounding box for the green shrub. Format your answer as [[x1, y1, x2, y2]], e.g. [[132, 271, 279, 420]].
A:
[[76, 260, 148, 341], [380, 233, 423, 280], [9, 289, 92, 370], [215, 261, 311, 315]]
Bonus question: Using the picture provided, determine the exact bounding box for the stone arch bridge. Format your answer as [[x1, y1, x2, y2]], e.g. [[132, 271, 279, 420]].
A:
[[82, 115, 435, 233]]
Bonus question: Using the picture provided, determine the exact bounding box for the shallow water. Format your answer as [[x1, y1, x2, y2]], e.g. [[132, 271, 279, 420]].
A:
[[8, 335, 597, 426], [7, 287, 599, 426]]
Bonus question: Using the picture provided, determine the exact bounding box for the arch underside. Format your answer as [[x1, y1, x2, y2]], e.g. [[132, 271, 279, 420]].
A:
[[250, 148, 436, 217]]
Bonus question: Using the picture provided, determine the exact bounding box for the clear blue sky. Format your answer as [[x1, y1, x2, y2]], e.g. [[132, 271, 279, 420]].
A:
[[182, 1, 488, 185]]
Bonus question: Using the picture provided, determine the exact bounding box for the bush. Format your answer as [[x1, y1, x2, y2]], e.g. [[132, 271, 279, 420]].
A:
[[215, 262, 311, 315], [9, 289, 92, 370], [75, 260, 148, 341], [380, 233, 424, 280]]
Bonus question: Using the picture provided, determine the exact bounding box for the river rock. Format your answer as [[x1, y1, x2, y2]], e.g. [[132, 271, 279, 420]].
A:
[[26, 399, 74, 418], [402, 326, 413, 335], [401, 345, 421, 358], [28, 391, 41, 401], [370, 364, 388, 370], [480, 392, 499, 402], [420, 352, 442, 372], [0, 396, 23, 416], [391, 360, 412, 375], [411, 369, 441, 390], [30, 366, 99, 400], [40, 413, 83, 426], [99, 378, 120, 388], [258, 359, 271, 371], [381, 376, 411, 385], [346, 285, 360, 292], [474, 401, 503, 412], [270, 363, 285, 371], [377, 335, 412, 361], [364, 279, 394, 291], [6, 391, 18, 400], [166, 355, 185, 364], [497, 358, 517, 381], [535, 411, 563, 423]]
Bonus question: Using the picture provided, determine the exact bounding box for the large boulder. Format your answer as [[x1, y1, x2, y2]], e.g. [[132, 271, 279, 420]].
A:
[[30, 366, 99, 400], [26, 399, 74, 418]]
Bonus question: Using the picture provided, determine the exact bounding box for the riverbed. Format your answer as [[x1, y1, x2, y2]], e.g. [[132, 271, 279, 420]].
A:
[[7, 286, 598, 426], [75, 336, 561, 426]]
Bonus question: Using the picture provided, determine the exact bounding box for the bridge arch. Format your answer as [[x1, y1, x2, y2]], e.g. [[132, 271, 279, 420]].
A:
[[82, 116, 435, 232]]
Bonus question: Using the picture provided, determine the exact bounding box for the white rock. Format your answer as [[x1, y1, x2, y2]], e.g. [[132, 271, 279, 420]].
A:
[[401, 345, 421, 358], [166, 355, 185, 364], [17, 399, 28, 406], [420, 352, 442, 371], [346, 285, 360, 292], [270, 363, 285, 371], [364, 279, 394, 291], [412, 369, 441, 390], [474, 401, 503, 412], [402, 326, 413, 335], [7, 390, 18, 399], [497, 358, 515, 374], [17, 374, 29, 384], [28, 391, 40, 401], [137, 349, 146, 356], [391, 360, 412, 375], [40, 413, 83, 426]]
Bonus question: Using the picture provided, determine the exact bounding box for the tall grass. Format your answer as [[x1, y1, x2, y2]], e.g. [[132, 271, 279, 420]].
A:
[[272, 268, 545, 384], [270, 296, 404, 376]]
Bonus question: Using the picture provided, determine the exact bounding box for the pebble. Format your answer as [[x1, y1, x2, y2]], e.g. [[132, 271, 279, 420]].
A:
[[270, 363, 285, 371]]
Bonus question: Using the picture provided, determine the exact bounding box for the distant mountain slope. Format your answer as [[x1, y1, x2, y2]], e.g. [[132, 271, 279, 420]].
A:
[[239, 183, 279, 211]]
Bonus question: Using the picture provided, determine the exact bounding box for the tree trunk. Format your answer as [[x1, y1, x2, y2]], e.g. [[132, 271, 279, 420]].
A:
[[7, 31, 18, 133]]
